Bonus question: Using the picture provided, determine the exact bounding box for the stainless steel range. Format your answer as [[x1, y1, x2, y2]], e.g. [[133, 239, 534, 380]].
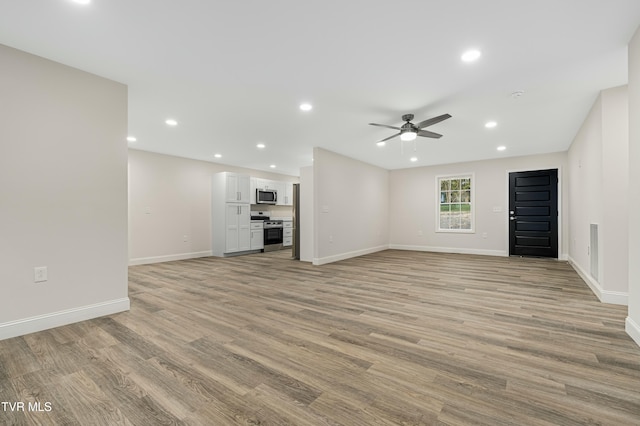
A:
[[251, 211, 283, 252]]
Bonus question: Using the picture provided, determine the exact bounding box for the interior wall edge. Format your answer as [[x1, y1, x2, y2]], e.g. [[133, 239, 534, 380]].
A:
[[626, 317, 640, 347], [388, 245, 507, 258], [568, 256, 628, 305], [312, 245, 388, 266], [0, 298, 130, 341], [129, 251, 213, 266]]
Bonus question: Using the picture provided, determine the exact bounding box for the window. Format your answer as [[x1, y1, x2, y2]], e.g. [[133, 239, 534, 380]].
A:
[[437, 174, 474, 232]]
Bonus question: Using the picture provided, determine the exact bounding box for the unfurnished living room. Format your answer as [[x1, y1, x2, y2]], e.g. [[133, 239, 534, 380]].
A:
[[1, 1, 640, 425]]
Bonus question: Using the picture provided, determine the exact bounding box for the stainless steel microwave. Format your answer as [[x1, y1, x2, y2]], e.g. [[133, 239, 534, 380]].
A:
[[256, 189, 277, 204]]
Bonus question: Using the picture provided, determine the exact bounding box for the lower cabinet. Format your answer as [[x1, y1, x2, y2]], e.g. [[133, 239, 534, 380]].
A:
[[250, 222, 264, 250], [282, 220, 293, 247]]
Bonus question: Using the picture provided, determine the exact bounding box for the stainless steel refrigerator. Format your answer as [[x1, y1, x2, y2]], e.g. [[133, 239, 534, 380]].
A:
[[292, 183, 300, 260]]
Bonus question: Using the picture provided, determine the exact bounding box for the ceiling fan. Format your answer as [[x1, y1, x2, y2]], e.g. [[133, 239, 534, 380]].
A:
[[369, 113, 452, 143]]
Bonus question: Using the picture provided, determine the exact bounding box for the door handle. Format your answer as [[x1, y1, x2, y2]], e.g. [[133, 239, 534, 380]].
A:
[[510, 216, 516, 221]]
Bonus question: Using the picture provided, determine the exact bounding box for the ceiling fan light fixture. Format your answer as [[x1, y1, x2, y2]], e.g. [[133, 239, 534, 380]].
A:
[[400, 130, 417, 141]]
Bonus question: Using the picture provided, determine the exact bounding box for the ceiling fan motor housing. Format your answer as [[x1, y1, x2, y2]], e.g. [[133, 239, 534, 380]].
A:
[[402, 114, 414, 122]]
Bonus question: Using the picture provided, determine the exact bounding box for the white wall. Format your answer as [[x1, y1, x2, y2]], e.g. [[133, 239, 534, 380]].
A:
[[567, 86, 629, 305], [313, 148, 389, 264], [389, 152, 568, 258], [128, 149, 298, 264], [627, 26, 640, 346], [299, 166, 314, 262], [0, 44, 129, 339]]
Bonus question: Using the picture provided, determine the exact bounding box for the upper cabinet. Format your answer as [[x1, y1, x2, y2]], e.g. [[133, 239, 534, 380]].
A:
[[223, 172, 250, 203], [281, 182, 294, 206], [250, 177, 257, 204]]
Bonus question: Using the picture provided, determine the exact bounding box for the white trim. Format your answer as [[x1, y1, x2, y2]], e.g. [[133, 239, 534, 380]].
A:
[[313, 245, 388, 265], [435, 173, 475, 233], [129, 250, 212, 266], [568, 256, 628, 305], [0, 298, 130, 341], [389, 244, 507, 257], [626, 317, 640, 348]]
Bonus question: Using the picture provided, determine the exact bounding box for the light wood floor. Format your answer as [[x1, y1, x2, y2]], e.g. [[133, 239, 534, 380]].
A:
[[1, 250, 639, 425]]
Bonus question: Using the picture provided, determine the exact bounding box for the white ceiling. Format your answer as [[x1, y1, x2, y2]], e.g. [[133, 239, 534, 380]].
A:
[[2, 1, 639, 176]]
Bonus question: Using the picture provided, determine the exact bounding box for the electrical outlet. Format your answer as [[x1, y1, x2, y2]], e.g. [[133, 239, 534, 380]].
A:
[[329, 235, 333, 243], [482, 232, 488, 239], [418, 230, 423, 236], [183, 235, 188, 242], [34, 266, 47, 283]]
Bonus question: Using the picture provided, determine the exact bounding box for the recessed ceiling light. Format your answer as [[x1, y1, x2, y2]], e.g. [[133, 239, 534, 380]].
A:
[[71, 0, 91, 4], [270, 164, 276, 169], [497, 146, 507, 151], [256, 143, 266, 149], [165, 119, 178, 126], [127, 136, 137, 142], [485, 121, 497, 128], [410, 157, 418, 162], [376, 141, 386, 147], [214, 153, 222, 158], [299, 103, 313, 111], [461, 49, 481, 62]]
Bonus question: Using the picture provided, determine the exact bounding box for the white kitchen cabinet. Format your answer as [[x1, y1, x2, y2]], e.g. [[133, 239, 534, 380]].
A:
[[281, 182, 294, 206], [282, 220, 293, 246], [250, 177, 257, 204], [225, 204, 251, 253], [255, 178, 273, 190], [224, 172, 250, 203], [212, 172, 252, 256], [250, 222, 264, 249]]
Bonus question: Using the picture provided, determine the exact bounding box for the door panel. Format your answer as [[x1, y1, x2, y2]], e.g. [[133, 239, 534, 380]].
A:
[[509, 169, 558, 258], [516, 191, 550, 202]]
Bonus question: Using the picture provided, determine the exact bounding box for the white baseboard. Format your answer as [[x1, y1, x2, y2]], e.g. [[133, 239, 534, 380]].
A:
[[568, 256, 628, 305], [129, 250, 212, 266], [389, 244, 508, 258], [313, 245, 388, 266], [0, 298, 130, 341], [626, 316, 640, 348]]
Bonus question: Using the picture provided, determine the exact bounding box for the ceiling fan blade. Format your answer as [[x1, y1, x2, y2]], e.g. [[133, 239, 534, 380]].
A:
[[416, 113, 452, 129], [417, 129, 443, 139], [378, 132, 401, 142], [369, 123, 402, 131]]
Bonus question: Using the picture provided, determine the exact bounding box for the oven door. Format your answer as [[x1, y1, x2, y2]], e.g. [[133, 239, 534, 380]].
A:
[[264, 227, 283, 245]]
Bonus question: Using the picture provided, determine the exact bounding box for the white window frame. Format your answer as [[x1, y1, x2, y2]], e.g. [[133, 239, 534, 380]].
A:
[[435, 173, 475, 233]]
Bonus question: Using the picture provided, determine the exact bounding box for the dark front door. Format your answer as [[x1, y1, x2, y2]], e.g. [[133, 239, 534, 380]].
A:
[[509, 169, 558, 258]]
